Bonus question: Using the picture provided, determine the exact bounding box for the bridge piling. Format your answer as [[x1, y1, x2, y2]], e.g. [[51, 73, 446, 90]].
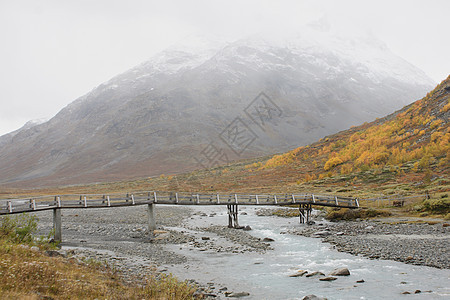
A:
[[53, 208, 62, 242], [298, 204, 312, 224], [227, 204, 241, 228], [147, 204, 157, 231]]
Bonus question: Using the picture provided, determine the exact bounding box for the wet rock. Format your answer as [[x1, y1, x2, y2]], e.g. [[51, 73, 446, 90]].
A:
[[313, 231, 331, 237], [329, 267, 350, 276], [243, 225, 252, 231], [319, 276, 337, 281], [402, 291, 411, 294], [226, 291, 250, 297], [289, 270, 308, 277], [414, 290, 421, 294], [306, 271, 325, 277], [356, 279, 365, 283], [301, 295, 328, 300], [262, 237, 275, 242], [202, 237, 210, 241]]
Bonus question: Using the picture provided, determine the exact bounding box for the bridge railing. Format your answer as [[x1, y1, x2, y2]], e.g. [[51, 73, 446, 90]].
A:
[[0, 191, 360, 215]]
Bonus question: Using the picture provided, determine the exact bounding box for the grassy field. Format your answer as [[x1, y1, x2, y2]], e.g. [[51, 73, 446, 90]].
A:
[[0, 214, 197, 299]]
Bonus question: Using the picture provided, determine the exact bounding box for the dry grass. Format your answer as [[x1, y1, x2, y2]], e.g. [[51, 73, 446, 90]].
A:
[[0, 240, 197, 299], [0, 215, 197, 300]]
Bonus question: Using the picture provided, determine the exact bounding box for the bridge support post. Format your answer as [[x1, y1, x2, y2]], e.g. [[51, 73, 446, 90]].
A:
[[53, 208, 62, 242], [298, 204, 312, 224], [147, 204, 157, 232], [227, 204, 242, 229]]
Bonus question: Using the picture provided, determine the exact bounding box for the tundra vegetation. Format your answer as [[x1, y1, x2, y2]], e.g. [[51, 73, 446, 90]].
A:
[[0, 214, 197, 299]]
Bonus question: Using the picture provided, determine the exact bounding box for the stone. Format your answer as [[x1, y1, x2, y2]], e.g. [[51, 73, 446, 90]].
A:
[[45, 250, 63, 257], [243, 225, 252, 231], [289, 270, 308, 277], [241, 212, 248, 215], [301, 295, 328, 300], [30, 246, 40, 252], [202, 237, 210, 241], [320, 276, 337, 281], [329, 267, 350, 276], [153, 230, 168, 235], [405, 256, 413, 261], [356, 279, 365, 283], [226, 292, 250, 297], [414, 290, 421, 294], [402, 291, 411, 294], [306, 271, 325, 277], [336, 232, 345, 236], [306, 221, 316, 225], [313, 231, 331, 237], [262, 237, 275, 242]]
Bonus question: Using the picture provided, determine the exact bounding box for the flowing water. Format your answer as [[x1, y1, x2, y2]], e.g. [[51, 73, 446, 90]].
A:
[[163, 206, 450, 300]]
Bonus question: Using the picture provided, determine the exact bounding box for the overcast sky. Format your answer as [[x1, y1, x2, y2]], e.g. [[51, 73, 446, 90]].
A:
[[0, 0, 449, 136]]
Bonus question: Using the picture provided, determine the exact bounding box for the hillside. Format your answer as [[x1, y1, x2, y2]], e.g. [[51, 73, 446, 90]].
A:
[[0, 28, 434, 188], [3, 76, 448, 202], [141, 76, 449, 198]]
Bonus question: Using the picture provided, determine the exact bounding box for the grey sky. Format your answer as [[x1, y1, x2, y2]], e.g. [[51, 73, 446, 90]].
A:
[[0, 0, 448, 136]]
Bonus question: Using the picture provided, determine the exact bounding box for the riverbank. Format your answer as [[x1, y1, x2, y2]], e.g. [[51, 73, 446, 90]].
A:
[[34, 205, 272, 298], [288, 217, 449, 269], [33, 205, 449, 299]]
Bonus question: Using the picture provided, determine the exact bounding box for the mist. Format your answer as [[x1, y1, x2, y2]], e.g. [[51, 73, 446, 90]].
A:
[[0, 0, 448, 136]]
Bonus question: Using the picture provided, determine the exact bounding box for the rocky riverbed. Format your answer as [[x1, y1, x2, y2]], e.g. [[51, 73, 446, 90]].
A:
[[34, 205, 272, 298], [33, 205, 449, 299], [289, 219, 450, 269]]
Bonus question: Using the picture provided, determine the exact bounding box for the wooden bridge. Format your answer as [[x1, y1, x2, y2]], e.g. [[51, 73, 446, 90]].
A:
[[0, 191, 359, 242]]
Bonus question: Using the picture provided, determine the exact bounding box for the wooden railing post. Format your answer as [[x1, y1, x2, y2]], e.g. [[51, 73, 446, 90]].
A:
[[147, 204, 157, 231], [53, 208, 62, 242]]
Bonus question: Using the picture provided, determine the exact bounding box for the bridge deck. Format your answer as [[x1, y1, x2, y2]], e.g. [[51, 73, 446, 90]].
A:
[[0, 191, 359, 215]]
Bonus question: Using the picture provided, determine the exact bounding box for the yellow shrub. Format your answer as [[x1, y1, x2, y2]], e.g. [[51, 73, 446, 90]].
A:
[[324, 157, 343, 171]]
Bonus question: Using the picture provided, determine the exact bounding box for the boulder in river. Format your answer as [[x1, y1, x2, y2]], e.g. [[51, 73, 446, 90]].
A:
[[306, 271, 325, 277], [301, 295, 328, 300], [289, 270, 308, 277], [243, 225, 252, 231], [330, 267, 350, 276], [262, 237, 275, 242], [226, 291, 250, 297], [320, 276, 337, 281]]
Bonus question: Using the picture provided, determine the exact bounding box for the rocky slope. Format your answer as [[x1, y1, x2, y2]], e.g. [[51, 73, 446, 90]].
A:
[[0, 28, 435, 187]]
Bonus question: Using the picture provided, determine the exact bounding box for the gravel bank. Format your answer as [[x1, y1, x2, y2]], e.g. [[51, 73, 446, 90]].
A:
[[289, 219, 450, 269], [33, 205, 270, 298]]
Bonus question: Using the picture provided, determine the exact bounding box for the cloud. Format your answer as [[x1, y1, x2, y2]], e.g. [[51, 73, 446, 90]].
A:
[[0, 0, 448, 136]]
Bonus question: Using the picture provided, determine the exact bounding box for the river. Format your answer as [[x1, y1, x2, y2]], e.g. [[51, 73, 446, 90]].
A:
[[163, 206, 450, 300]]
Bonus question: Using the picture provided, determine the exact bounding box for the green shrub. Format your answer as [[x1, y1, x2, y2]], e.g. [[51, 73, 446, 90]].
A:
[[0, 214, 38, 244], [326, 208, 391, 221], [421, 198, 450, 214]]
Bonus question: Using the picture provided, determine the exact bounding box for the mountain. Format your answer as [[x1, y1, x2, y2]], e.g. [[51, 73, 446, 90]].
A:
[[144, 76, 449, 196], [0, 28, 435, 187], [0, 119, 47, 149]]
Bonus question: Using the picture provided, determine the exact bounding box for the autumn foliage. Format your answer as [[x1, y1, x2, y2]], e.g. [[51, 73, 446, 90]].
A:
[[259, 76, 450, 183]]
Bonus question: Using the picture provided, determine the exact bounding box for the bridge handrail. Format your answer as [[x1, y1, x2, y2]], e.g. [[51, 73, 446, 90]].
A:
[[0, 191, 363, 215]]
